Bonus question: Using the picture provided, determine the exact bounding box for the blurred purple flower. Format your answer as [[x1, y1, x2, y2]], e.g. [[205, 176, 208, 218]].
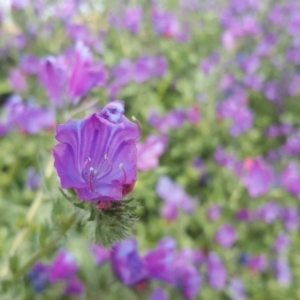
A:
[[274, 257, 292, 286], [207, 204, 222, 221], [229, 277, 247, 300], [111, 238, 148, 285], [281, 161, 300, 198], [257, 201, 280, 223], [113, 58, 133, 86], [214, 147, 242, 176], [236, 208, 253, 221], [215, 224, 237, 248], [20, 54, 40, 75], [9, 68, 27, 92], [283, 130, 300, 155], [156, 176, 196, 220], [207, 252, 227, 289], [174, 262, 202, 299], [39, 57, 66, 107], [248, 254, 267, 272], [274, 232, 290, 254], [91, 244, 110, 265], [53, 101, 140, 201], [144, 237, 177, 284], [149, 109, 186, 133], [134, 56, 155, 83], [27, 261, 49, 293], [26, 167, 41, 190], [242, 157, 274, 198], [67, 42, 107, 104], [124, 6, 143, 33], [11, 0, 29, 9], [149, 287, 169, 300], [281, 206, 299, 231], [137, 134, 168, 171], [49, 249, 79, 282]]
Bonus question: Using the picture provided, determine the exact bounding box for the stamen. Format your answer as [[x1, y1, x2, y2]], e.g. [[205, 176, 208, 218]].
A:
[[131, 116, 142, 134], [89, 167, 94, 192], [119, 163, 127, 184], [97, 154, 113, 181]]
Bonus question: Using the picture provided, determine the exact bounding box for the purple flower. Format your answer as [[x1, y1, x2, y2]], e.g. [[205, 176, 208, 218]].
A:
[[149, 109, 186, 133], [174, 263, 202, 299], [236, 208, 253, 221], [156, 176, 196, 220], [257, 201, 280, 224], [111, 238, 148, 285], [27, 261, 49, 293], [149, 287, 169, 300], [91, 244, 110, 265], [153, 55, 168, 77], [20, 54, 40, 75], [207, 204, 222, 221], [281, 162, 300, 198], [215, 224, 237, 248], [283, 130, 300, 155], [49, 249, 79, 282], [53, 101, 140, 201], [144, 237, 177, 284], [274, 232, 290, 254], [26, 167, 41, 190], [137, 134, 168, 171], [9, 68, 27, 92], [124, 6, 143, 33], [39, 57, 66, 107], [134, 56, 155, 83], [67, 42, 107, 104], [112, 58, 133, 86], [248, 254, 267, 272], [242, 157, 274, 198], [207, 252, 227, 289], [274, 257, 292, 286], [229, 277, 247, 300], [281, 206, 299, 231]]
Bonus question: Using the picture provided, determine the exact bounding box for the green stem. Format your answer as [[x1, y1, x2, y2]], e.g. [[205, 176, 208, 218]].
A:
[[14, 213, 77, 279]]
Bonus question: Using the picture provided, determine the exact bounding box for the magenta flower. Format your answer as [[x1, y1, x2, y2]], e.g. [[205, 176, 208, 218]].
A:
[[229, 278, 246, 300], [124, 6, 143, 33], [150, 287, 169, 300], [156, 176, 196, 220], [281, 206, 299, 231], [274, 257, 292, 286], [248, 254, 267, 272], [53, 101, 140, 201], [242, 157, 274, 198], [274, 232, 290, 254], [9, 68, 27, 92], [207, 252, 227, 289], [111, 238, 148, 286], [91, 244, 110, 265], [67, 42, 107, 104], [257, 201, 280, 224], [281, 162, 300, 198], [215, 224, 237, 248], [137, 134, 168, 171], [144, 237, 177, 284], [207, 204, 222, 221]]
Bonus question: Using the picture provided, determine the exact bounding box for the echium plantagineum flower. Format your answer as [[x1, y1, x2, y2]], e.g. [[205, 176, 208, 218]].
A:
[[53, 101, 140, 201]]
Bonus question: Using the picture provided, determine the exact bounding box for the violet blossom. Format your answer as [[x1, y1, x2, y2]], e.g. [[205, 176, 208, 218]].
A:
[[274, 232, 290, 254], [228, 277, 247, 300], [137, 134, 168, 171], [156, 175, 196, 220], [207, 252, 227, 289], [274, 257, 292, 286], [111, 238, 148, 285], [215, 224, 237, 248], [242, 157, 274, 198], [53, 101, 140, 201], [281, 161, 300, 198], [149, 287, 169, 300], [207, 204, 222, 221]]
